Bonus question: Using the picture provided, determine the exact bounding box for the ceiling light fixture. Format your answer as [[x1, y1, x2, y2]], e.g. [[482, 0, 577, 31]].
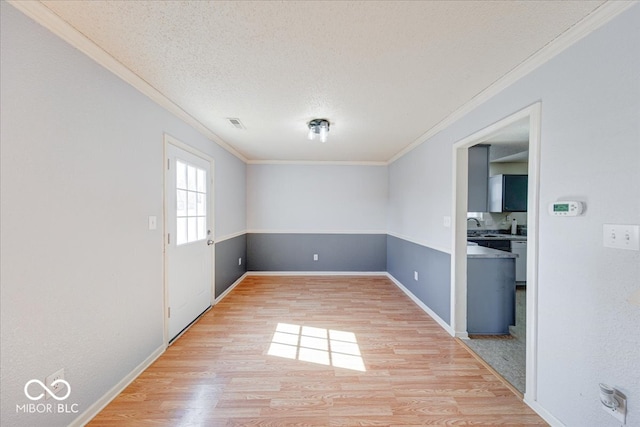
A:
[[307, 119, 330, 143]]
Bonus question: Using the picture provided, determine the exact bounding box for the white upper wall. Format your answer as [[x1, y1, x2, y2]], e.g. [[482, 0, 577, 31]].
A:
[[247, 164, 387, 233], [388, 4, 639, 426], [0, 3, 245, 425], [388, 139, 453, 251]]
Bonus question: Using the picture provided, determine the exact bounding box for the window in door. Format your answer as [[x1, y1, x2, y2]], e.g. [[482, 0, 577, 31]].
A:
[[175, 160, 207, 245]]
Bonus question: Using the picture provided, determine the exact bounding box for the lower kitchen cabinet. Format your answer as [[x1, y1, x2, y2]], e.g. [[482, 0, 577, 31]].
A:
[[511, 240, 527, 282], [467, 256, 516, 335]]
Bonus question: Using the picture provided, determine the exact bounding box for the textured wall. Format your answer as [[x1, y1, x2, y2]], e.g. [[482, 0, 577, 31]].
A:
[[215, 235, 247, 298], [247, 164, 387, 233], [386, 236, 451, 324], [247, 233, 386, 272], [388, 4, 640, 425], [0, 4, 246, 425]]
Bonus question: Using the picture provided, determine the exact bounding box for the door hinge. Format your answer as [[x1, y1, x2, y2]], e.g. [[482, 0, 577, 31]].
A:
[[167, 159, 170, 170], [167, 233, 170, 244], [168, 307, 171, 318]]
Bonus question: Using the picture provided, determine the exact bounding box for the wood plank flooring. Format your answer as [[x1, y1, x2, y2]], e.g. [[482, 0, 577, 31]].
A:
[[89, 275, 547, 426]]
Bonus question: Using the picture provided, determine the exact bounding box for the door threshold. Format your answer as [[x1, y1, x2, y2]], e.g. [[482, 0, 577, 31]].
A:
[[168, 305, 212, 345], [455, 337, 524, 400]]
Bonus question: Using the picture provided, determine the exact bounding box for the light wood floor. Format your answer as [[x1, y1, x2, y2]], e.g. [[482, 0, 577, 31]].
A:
[[89, 276, 547, 426]]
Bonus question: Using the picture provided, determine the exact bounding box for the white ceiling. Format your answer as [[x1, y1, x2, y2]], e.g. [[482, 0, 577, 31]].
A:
[[40, 0, 605, 162]]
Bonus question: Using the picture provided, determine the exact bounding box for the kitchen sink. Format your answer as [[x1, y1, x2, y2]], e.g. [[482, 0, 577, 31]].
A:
[[468, 232, 506, 238]]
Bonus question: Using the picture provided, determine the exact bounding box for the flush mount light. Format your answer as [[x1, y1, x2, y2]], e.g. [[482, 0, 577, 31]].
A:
[[307, 119, 330, 143]]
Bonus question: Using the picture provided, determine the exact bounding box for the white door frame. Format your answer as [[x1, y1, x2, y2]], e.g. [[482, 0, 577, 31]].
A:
[[163, 133, 216, 346], [450, 102, 541, 403]]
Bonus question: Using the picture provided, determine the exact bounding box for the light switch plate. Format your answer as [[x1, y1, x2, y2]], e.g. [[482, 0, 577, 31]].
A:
[[603, 224, 640, 250], [148, 216, 157, 230]]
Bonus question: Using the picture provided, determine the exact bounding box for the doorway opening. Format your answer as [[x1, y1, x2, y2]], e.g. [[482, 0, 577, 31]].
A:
[[451, 103, 541, 404]]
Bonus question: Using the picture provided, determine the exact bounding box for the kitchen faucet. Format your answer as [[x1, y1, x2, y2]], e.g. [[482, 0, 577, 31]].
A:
[[467, 218, 481, 227]]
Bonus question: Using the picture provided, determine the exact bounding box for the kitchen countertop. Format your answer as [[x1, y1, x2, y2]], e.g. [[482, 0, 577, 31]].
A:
[[467, 245, 518, 258], [467, 233, 527, 241]]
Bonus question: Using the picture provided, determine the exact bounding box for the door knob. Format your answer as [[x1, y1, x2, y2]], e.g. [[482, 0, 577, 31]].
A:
[[207, 240, 214, 246]]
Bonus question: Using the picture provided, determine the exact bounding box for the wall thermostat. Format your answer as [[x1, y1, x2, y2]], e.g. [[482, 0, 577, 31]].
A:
[[549, 201, 584, 216]]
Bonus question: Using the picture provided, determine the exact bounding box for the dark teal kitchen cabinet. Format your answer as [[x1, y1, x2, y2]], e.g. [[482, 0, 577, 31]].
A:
[[489, 174, 528, 212]]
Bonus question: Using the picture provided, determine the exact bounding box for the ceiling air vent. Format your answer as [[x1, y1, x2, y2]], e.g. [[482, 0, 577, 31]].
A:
[[226, 117, 245, 130]]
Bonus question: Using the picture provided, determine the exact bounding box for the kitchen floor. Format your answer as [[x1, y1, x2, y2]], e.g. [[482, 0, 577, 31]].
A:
[[465, 287, 526, 394]]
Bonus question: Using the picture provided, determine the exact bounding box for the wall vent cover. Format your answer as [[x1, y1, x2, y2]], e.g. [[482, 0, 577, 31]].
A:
[[226, 118, 245, 129]]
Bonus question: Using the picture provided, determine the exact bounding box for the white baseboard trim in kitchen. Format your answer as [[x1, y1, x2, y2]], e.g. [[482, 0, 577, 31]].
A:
[[69, 344, 165, 427], [386, 273, 455, 337], [525, 399, 565, 427]]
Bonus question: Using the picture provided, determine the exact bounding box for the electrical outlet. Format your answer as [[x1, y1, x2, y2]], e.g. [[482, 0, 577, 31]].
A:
[[45, 368, 66, 400], [313, 254, 319, 261], [443, 216, 451, 227], [238, 257, 242, 266], [599, 383, 627, 423], [414, 271, 418, 281]]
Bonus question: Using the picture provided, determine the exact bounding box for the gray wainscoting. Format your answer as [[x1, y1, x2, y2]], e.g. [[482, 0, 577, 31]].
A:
[[247, 233, 387, 272], [215, 234, 247, 298], [386, 235, 451, 324]]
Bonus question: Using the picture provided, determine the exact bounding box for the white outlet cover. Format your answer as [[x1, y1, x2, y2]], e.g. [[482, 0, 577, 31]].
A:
[[45, 368, 66, 400], [443, 216, 451, 227]]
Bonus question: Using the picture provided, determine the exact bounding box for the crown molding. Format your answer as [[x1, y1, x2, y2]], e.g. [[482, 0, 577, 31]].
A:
[[9, 0, 633, 166], [247, 160, 387, 166], [387, 0, 636, 164], [8, 0, 248, 163]]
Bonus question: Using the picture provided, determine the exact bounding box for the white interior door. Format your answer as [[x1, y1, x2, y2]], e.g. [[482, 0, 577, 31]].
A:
[[165, 142, 213, 342]]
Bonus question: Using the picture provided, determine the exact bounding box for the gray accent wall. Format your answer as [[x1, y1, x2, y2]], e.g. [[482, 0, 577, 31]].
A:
[[215, 234, 247, 298], [386, 235, 451, 324], [247, 233, 386, 272]]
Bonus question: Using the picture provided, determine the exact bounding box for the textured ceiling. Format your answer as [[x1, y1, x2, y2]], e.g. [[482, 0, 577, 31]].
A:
[[41, 0, 605, 162]]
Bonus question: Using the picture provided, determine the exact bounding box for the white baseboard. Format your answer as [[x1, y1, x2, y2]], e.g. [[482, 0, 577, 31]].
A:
[[214, 272, 248, 303], [69, 344, 165, 426], [386, 273, 455, 337], [525, 399, 565, 427], [455, 331, 470, 339], [246, 271, 388, 276]]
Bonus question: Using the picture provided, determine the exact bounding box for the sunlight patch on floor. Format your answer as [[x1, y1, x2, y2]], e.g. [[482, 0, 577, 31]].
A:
[[267, 323, 366, 371]]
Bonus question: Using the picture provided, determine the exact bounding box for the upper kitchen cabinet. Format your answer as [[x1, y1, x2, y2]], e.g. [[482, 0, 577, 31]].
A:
[[468, 145, 489, 212], [489, 174, 528, 212]]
